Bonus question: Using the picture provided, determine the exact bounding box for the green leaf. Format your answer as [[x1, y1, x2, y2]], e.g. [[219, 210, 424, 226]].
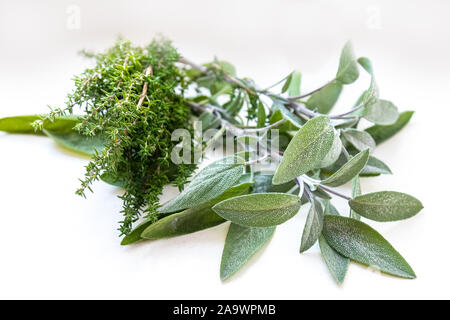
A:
[[349, 191, 423, 222], [252, 174, 296, 194], [281, 72, 293, 93], [322, 215, 416, 279], [300, 197, 324, 253], [272, 103, 303, 129], [121, 218, 154, 245], [336, 42, 359, 84], [273, 116, 334, 185], [257, 102, 266, 128], [213, 193, 301, 227], [365, 111, 414, 145], [306, 81, 343, 114], [220, 224, 275, 280], [319, 129, 343, 168], [318, 201, 349, 284], [321, 149, 370, 187], [358, 57, 373, 74], [342, 128, 376, 151], [363, 99, 399, 125], [286, 71, 302, 97], [139, 182, 253, 242], [350, 176, 361, 220], [43, 129, 105, 157], [0, 115, 81, 135], [159, 156, 245, 213], [319, 235, 349, 284], [100, 172, 126, 188], [360, 156, 392, 176]]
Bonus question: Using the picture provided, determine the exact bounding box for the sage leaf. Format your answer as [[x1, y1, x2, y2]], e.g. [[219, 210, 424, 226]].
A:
[[363, 99, 399, 125], [300, 198, 324, 253], [43, 129, 105, 157], [365, 111, 414, 145], [306, 81, 343, 114], [220, 224, 275, 280], [213, 193, 301, 227], [319, 129, 343, 168], [159, 156, 245, 213], [257, 102, 266, 128], [321, 149, 369, 187], [322, 215, 416, 279], [273, 116, 334, 185], [350, 176, 361, 220], [349, 191, 423, 222], [100, 172, 126, 188], [336, 42, 359, 84], [0, 115, 81, 135], [319, 235, 349, 284], [281, 72, 293, 93], [358, 57, 373, 74], [252, 174, 296, 194], [342, 129, 376, 151], [360, 156, 392, 176], [139, 182, 253, 242], [286, 71, 302, 97]]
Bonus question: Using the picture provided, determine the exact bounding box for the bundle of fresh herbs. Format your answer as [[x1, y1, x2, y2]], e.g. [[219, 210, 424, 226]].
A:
[[0, 38, 423, 283]]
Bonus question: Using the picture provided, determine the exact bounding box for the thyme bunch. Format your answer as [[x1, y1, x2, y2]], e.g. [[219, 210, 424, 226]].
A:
[[37, 39, 195, 235]]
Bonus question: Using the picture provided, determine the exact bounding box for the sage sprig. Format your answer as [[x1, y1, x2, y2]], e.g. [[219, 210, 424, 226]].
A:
[[0, 38, 423, 284]]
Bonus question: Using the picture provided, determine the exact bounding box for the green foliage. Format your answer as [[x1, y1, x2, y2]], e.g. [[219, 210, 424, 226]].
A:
[[365, 111, 414, 145], [349, 191, 423, 222], [221, 224, 275, 280], [323, 216, 416, 279], [273, 116, 334, 185], [213, 193, 301, 227], [321, 149, 369, 187], [336, 42, 359, 84], [2, 39, 422, 284], [306, 81, 343, 114], [300, 197, 324, 253], [159, 156, 245, 213], [319, 201, 349, 284], [0, 115, 81, 135]]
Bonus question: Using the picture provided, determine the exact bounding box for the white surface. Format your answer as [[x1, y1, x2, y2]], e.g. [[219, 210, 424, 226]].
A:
[[0, 0, 449, 299]]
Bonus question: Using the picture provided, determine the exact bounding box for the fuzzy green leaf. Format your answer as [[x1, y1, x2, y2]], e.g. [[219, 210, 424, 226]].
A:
[[286, 71, 302, 97], [350, 176, 361, 220], [342, 129, 376, 151], [349, 191, 423, 222], [319, 201, 349, 284], [252, 174, 297, 194], [43, 129, 105, 157], [323, 215, 416, 279], [300, 198, 324, 252], [365, 111, 414, 145], [138, 182, 253, 242], [220, 224, 275, 280], [306, 81, 343, 114], [321, 149, 369, 187], [319, 129, 343, 168], [159, 156, 245, 213], [213, 193, 301, 227], [319, 235, 349, 284], [363, 99, 399, 125], [257, 102, 266, 128], [0, 115, 81, 135], [336, 42, 359, 84], [273, 116, 334, 185], [360, 156, 392, 176]]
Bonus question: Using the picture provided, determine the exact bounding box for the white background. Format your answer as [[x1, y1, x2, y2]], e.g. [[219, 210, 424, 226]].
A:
[[1, 0, 449, 299]]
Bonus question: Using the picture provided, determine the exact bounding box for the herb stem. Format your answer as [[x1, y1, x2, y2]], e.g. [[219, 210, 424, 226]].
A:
[[288, 79, 335, 101], [317, 184, 352, 201]]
